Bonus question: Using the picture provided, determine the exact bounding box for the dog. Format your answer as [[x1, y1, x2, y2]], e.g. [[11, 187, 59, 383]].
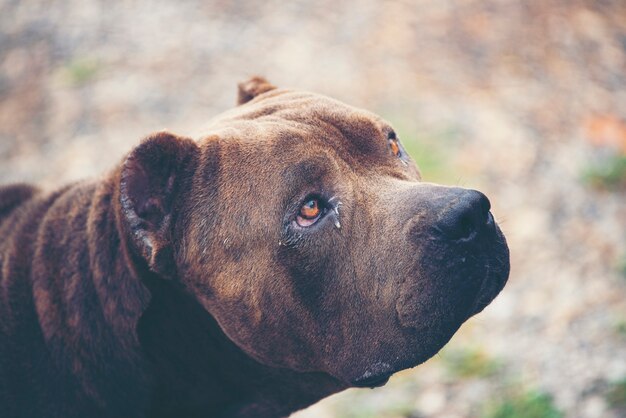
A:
[[0, 77, 509, 418]]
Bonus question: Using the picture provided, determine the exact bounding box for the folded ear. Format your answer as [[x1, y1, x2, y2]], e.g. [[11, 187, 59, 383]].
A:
[[120, 131, 198, 277], [237, 76, 277, 105]]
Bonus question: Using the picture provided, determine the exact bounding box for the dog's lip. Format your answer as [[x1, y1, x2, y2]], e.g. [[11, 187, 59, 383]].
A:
[[462, 230, 510, 316], [467, 262, 509, 316], [352, 374, 391, 388], [351, 361, 394, 388]]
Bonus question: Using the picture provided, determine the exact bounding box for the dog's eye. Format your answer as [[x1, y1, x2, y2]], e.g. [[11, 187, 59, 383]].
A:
[[387, 131, 402, 158], [296, 198, 323, 227], [389, 139, 401, 157]]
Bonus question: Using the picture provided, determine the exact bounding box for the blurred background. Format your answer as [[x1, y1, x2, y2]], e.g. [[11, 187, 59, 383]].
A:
[[1, 0, 625, 417]]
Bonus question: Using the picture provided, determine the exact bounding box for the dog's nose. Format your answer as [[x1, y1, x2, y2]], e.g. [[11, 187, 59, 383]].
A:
[[435, 189, 493, 242]]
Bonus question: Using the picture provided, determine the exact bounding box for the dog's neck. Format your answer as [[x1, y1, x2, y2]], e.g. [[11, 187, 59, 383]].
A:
[[137, 274, 345, 418]]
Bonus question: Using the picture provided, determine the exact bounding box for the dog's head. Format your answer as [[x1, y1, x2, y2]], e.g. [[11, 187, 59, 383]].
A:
[[119, 77, 509, 388]]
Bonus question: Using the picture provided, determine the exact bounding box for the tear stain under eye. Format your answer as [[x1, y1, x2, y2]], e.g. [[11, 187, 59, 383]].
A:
[[333, 206, 341, 229], [329, 196, 343, 229]]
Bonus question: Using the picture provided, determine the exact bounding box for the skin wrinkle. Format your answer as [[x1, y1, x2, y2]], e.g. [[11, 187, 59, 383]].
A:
[[33, 186, 86, 342], [0, 77, 509, 418]]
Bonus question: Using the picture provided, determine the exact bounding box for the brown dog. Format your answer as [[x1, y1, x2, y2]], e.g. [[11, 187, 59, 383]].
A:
[[0, 78, 509, 418]]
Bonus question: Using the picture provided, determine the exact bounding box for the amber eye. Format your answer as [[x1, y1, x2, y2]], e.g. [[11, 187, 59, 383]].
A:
[[389, 138, 401, 157], [296, 198, 323, 227], [387, 131, 402, 158]]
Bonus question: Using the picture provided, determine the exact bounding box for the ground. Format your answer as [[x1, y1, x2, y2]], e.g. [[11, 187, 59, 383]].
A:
[[1, 1, 625, 417]]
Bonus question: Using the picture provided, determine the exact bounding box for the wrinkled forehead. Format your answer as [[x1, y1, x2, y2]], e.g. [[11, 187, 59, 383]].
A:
[[196, 89, 395, 166]]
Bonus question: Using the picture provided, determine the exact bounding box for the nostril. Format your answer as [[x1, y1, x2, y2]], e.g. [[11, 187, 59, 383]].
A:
[[435, 190, 492, 242], [486, 211, 495, 227]]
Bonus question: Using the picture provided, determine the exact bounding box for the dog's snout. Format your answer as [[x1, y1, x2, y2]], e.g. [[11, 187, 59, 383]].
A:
[[435, 189, 492, 242]]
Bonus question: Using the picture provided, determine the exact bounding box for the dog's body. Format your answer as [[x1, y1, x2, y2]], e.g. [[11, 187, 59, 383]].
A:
[[0, 78, 509, 418]]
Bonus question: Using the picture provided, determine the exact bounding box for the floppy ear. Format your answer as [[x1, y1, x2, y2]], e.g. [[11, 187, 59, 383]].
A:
[[119, 131, 198, 277], [237, 76, 277, 105]]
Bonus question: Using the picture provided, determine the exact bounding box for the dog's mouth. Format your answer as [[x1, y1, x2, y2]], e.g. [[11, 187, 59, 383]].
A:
[[465, 233, 510, 318], [352, 374, 391, 388], [350, 361, 395, 388], [466, 263, 508, 317], [349, 234, 510, 389]]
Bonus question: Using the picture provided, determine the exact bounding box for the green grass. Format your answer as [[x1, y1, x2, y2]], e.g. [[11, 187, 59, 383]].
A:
[[440, 347, 501, 379], [606, 377, 626, 410], [390, 122, 460, 184], [61, 58, 100, 86], [615, 318, 626, 338], [583, 155, 626, 190], [619, 255, 626, 279], [404, 138, 451, 183], [483, 390, 563, 418]]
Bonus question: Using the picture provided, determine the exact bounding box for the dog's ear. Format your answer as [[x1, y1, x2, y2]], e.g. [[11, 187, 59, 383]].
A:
[[237, 76, 276, 105], [120, 131, 198, 277]]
